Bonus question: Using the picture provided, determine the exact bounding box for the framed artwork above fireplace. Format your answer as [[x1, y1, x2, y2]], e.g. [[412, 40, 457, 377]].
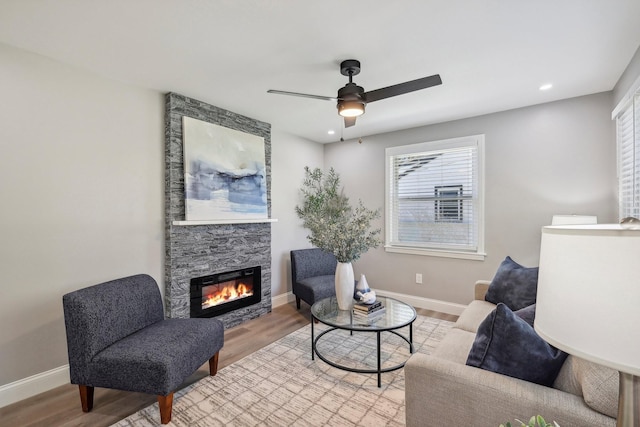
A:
[[183, 116, 268, 221]]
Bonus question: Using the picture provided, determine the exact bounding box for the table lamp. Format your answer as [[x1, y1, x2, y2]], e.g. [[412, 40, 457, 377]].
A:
[[535, 224, 640, 426]]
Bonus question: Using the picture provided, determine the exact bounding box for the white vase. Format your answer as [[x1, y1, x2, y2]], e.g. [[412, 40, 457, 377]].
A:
[[335, 262, 355, 310]]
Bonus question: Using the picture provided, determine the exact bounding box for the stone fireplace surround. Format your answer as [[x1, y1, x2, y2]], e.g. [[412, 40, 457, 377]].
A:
[[164, 93, 272, 328]]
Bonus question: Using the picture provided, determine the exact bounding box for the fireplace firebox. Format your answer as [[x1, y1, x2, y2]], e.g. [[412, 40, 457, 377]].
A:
[[190, 266, 261, 318]]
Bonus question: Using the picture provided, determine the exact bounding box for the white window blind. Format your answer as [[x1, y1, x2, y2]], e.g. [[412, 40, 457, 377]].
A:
[[615, 88, 640, 220], [385, 135, 485, 260]]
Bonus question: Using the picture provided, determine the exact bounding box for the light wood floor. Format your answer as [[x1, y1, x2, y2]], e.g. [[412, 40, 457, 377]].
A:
[[0, 301, 457, 427]]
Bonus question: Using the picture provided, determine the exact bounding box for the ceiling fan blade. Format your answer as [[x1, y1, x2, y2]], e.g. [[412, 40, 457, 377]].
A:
[[363, 74, 442, 103], [344, 117, 356, 128], [267, 89, 337, 101]]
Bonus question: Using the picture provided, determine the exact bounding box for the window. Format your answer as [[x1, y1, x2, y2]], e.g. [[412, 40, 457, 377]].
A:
[[385, 135, 485, 260], [613, 77, 640, 220]]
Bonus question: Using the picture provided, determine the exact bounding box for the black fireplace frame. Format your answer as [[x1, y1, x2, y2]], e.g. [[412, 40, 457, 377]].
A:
[[190, 266, 261, 318]]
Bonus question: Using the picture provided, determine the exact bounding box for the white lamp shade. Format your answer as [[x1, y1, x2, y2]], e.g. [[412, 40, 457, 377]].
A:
[[535, 224, 640, 376]]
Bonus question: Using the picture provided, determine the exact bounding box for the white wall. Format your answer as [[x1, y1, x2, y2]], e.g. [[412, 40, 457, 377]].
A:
[[270, 130, 324, 299], [324, 92, 617, 306], [0, 43, 164, 391]]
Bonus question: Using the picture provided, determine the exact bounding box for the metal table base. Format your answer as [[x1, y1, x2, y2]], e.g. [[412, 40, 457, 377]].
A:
[[311, 315, 414, 388]]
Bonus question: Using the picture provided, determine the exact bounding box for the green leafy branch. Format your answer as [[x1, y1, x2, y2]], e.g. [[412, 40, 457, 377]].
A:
[[501, 416, 560, 427], [295, 166, 381, 263]]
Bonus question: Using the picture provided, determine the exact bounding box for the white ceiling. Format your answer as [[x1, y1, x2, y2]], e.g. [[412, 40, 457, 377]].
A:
[[1, 0, 639, 143]]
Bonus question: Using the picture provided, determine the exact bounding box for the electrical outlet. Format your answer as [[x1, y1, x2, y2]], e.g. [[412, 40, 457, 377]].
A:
[[415, 273, 423, 284]]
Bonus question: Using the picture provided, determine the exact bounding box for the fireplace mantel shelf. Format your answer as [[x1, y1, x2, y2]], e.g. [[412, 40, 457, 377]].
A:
[[172, 218, 278, 226]]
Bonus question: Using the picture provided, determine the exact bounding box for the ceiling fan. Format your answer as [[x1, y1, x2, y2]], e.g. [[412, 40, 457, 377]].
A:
[[267, 59, 442, 128]]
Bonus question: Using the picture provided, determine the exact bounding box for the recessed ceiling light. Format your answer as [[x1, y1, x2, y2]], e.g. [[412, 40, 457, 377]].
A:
[[328, 130, 335, 135], [539, 83, 553, 91]]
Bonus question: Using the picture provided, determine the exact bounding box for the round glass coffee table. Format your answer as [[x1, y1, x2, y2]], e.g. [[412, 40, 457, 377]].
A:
[[310, 295, 417, 387]]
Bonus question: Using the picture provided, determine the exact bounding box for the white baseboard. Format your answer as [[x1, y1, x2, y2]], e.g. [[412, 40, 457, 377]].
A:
[[272, 289, 466, 316], [0, 364, 70, 408], [272, 291, 295, 307], [374, 289, 467, 316], [1, 290, 460, 408]]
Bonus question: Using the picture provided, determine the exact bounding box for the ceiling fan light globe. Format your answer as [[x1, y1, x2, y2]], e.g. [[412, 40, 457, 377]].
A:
[[338, 101, 365, 117]]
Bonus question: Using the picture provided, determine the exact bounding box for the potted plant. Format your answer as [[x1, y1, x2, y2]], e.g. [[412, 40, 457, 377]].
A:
[[295, 167, 381, 309], [501, 416, 560, 427]]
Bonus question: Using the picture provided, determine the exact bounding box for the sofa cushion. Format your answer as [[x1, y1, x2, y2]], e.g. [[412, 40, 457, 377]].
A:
[[295, 275, 336, 304], [485, 256, 538, 311], [466, 303, 567, 387], [454, 300, 496, 333], [554, 356, 619, 418], [90, 318, 224, 395], [514, 303, 536, 327], [432, 327, 476, 364]]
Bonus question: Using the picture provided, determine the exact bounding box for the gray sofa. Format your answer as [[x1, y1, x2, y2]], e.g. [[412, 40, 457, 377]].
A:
[[405, 281, 618, 427], [290, 248, 337, 309]]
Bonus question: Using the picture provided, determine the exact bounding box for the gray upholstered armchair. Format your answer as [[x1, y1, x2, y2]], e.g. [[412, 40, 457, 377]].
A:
[[62, 274, 224, 424], [290, 248, 337, 309]]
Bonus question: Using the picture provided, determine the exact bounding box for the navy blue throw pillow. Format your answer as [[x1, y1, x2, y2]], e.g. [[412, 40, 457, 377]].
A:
[[485, 256, 538, 311], [466, 303, 567, 387], [514, 303, 536, 327]]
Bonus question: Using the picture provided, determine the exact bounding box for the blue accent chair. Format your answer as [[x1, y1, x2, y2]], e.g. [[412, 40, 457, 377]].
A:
[[290, 248, 337, 309], [62, 274, 224, 424]]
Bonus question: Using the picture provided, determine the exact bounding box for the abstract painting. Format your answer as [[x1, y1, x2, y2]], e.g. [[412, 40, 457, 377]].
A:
[[183, 116, 267, 221]]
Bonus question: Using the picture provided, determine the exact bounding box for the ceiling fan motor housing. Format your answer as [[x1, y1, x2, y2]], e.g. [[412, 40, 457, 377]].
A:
[[337, 83, 366, 116]]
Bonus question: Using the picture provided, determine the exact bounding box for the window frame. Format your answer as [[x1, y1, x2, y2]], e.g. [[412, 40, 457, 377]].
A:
[[384, 134, 486, 260], [613, 74, 640, 221]]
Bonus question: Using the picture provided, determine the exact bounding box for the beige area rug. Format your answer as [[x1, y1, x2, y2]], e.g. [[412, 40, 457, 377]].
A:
[[112, 315, 453, 427]]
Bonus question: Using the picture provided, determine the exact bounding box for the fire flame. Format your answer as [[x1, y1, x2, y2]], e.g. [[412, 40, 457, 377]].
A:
[[202, 281, 252, 309]]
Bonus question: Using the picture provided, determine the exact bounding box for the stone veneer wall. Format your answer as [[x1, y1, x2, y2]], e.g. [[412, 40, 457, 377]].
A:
[[164, 93, 272, 328]]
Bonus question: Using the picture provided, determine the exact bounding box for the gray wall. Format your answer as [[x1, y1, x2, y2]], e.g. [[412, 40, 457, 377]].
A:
[[324, 92, 617, 306], [270, 129, 324, 297], [0, 42, 164, 387], [613, 44, 640, 106]]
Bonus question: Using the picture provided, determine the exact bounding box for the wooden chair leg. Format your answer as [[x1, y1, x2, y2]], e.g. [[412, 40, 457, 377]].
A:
[[158, 393, 174, 424], [78, 385, 94, 412], [296, 296, 301, 309], [209, 351, 220, 376]]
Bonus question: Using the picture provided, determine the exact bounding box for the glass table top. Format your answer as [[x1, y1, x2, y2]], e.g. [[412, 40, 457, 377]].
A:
[[311, 296, 416, 331]]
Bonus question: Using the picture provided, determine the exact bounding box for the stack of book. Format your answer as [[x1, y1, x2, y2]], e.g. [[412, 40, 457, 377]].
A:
[[352, 300, 385, 322]]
